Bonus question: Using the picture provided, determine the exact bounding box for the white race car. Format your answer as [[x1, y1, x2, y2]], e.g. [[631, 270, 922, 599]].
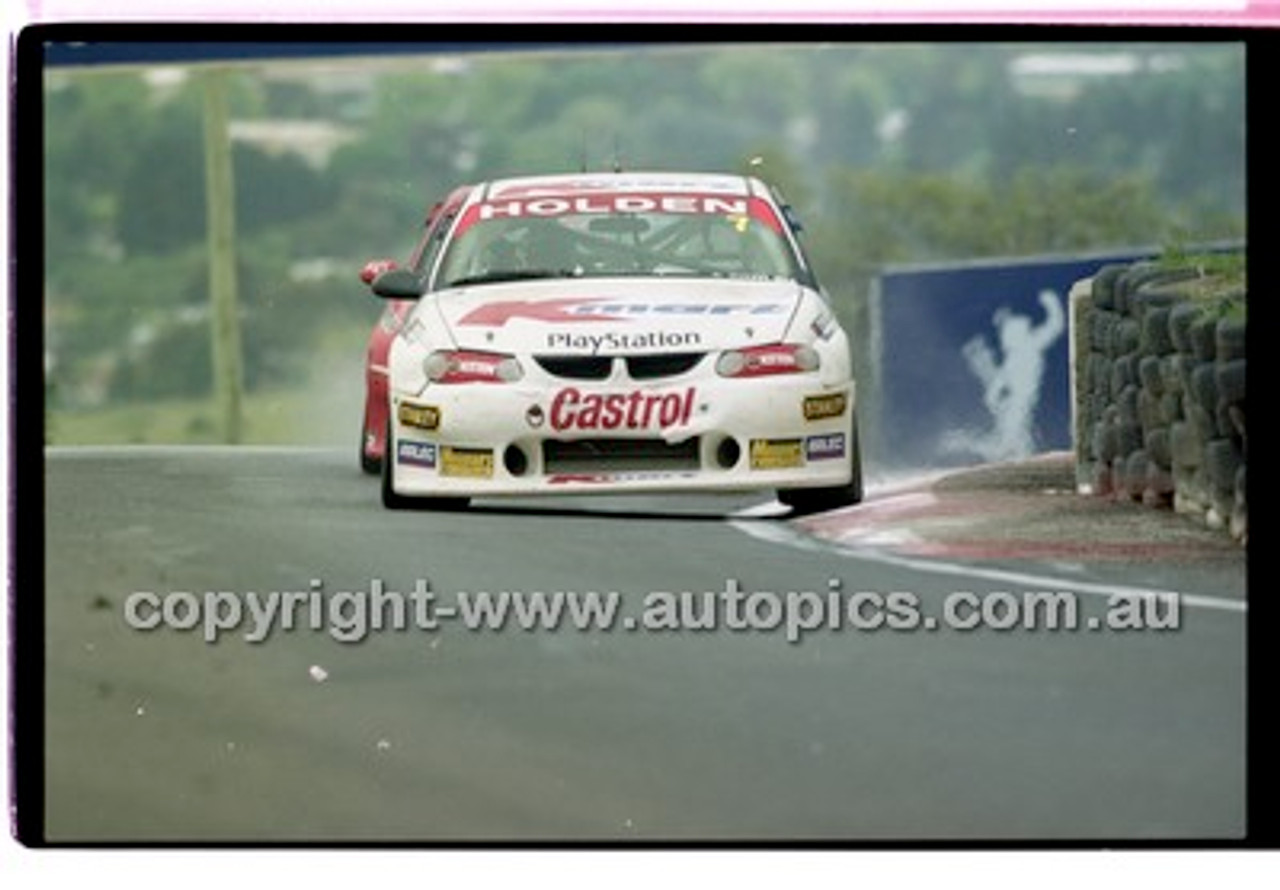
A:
[[370, 171, 862, 513]]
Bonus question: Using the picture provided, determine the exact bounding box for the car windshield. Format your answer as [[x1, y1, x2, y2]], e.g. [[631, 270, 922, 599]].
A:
[[433, 192, 806, 289]]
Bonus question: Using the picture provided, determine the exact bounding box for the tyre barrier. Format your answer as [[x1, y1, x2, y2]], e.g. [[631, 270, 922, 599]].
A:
[[1070, 260, 1246, 544]]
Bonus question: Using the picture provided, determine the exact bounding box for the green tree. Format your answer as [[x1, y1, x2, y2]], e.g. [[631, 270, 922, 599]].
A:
[[43, 72, 152, 256], [809, 164, 1172, 288]]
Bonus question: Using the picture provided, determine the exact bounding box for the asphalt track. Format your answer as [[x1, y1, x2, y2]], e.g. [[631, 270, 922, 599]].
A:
[[41, 446, 1246, 842]]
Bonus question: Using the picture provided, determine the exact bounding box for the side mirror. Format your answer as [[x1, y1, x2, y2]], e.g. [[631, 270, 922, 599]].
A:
[[360, 258, 398, 285], [781, 205, 804, 233], [371, 267, 426, 300]]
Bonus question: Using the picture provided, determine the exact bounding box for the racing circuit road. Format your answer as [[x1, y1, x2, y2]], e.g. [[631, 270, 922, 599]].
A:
[[40, 447, 1246, 842]]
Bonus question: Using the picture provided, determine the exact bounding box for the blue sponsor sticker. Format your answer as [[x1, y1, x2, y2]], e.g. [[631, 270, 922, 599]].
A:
[[805, 433, 845, 461], [396, 440, 438, 469]]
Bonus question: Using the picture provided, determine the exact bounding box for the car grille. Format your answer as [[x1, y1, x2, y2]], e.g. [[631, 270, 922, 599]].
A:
[[533, 353, 706, 381], [542, 437, 701, 473], [534, 356, 613, 380], [625, 352, 706, 379]]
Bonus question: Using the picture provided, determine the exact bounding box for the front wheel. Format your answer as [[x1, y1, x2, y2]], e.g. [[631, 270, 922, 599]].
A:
[[360, 431, 381, 476], [778, 417, 864, 515]]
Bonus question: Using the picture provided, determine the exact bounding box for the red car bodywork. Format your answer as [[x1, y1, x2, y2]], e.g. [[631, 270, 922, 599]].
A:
[[359, 186, 471, 473]]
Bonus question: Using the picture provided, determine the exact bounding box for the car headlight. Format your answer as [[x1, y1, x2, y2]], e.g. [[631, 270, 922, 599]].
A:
[[423, 350, 524, 384], [716, 343, 820, 378]]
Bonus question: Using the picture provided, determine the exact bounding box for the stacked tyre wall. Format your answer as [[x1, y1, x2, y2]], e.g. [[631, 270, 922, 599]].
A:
[[1070, 261, 1246, 543]]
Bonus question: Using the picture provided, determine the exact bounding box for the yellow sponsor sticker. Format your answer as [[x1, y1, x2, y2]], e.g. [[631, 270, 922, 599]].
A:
[[398, 402, 441, 431], [749, 438, 804, 470], [440, 447, 493, 478], [803, 392, 847, 421]]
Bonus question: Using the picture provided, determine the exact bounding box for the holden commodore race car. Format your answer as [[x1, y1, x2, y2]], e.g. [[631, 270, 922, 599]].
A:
[[368, 171, 862, 513]]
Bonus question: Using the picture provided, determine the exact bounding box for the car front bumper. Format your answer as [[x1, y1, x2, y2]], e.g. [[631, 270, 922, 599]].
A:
[[386, 375, 856, 498]]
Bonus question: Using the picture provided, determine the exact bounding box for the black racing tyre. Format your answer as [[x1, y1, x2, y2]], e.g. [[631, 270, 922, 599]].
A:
[[1090, 264, 1127, 311], [1116, 263, 1197, 314], [778, 415, 865, 515], [360, 431, 382, 476], [1215, 358, 1246, 409], [1167, 302, 1199, 354], [1204, 437, 1243, 493], [1215, 317, 1246, 363]]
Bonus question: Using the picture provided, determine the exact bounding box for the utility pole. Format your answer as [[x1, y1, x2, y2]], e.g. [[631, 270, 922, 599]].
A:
[[202, 67, 244, 444]]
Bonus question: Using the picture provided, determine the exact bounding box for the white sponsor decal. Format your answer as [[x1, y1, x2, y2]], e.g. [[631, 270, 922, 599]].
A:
[[396, 440, 438, 468], [457, 298, 787, 327], [477, 194, 749, 221], [546, 330, 702, 352], [805, 433, 846, 461], [550, 387, 696, 432], [567, 302, 787, 318]]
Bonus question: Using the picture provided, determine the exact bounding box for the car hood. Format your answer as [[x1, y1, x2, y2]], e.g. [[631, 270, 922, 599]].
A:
[[430, 277, 805, 355]]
